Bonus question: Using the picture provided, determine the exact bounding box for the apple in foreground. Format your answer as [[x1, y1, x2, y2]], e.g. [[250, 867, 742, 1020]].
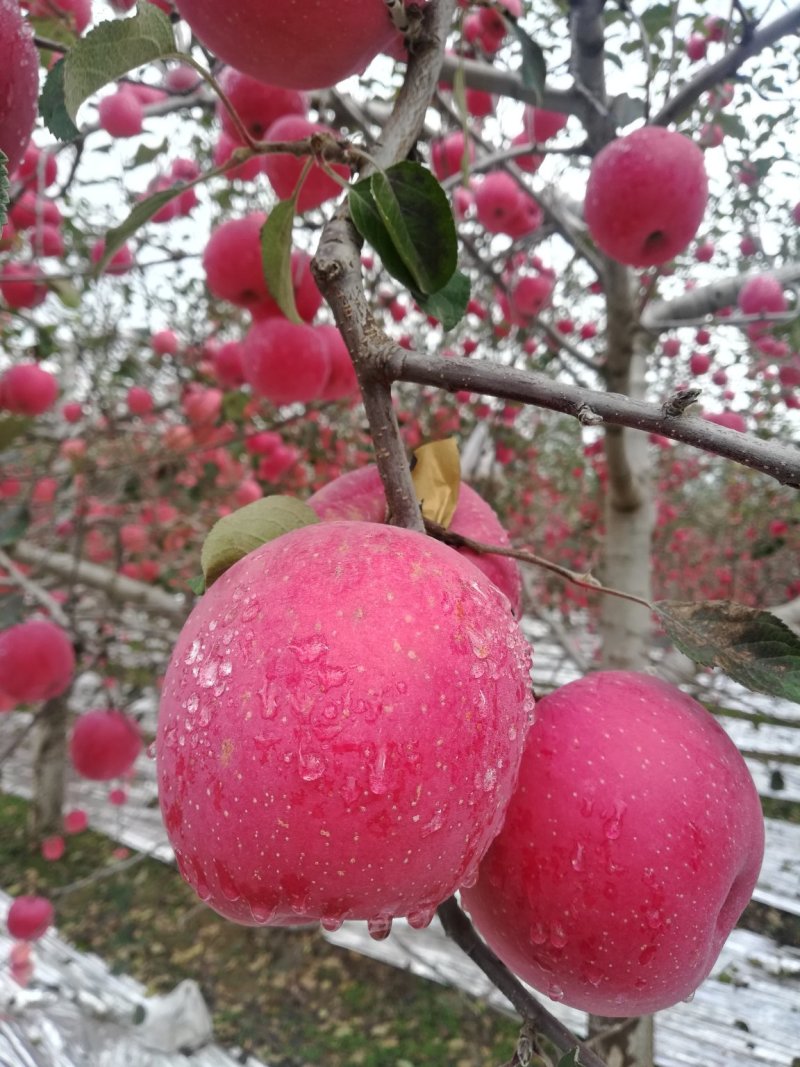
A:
[[157, 521, 534, 933], [307, 465, 522, 615], [461, 671, 764, 1015]]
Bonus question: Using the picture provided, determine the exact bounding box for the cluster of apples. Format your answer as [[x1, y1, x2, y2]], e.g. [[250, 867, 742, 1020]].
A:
[[157, 470, 764, 1016]]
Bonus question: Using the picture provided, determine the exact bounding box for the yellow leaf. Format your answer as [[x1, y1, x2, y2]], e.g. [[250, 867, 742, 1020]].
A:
[[411, 437, 460, 528]]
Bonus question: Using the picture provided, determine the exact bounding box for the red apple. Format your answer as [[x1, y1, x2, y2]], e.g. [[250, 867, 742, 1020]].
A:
[[172, 0, 399, 89], [0, 363, 59, 415], [308, 464, 522, 615], [0, 0, 38, 173], [738, 274, 787, 315], [584, 127, 708, 267], [127, 386, 154, 416], [98, 88, 144, 138], [462, 671, 764, 1015], [7, 896, 54, 941], [217, 68, 306, 142], [157, 520, 534, 930], [0, 263, 48, 309], [0, 619, 75, 703], [69, 709, 142, 780], [263, 115, 349, 214], [242, 317, 330, 405]]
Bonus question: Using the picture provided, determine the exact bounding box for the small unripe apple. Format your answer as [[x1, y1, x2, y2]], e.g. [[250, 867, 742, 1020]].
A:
[[157, 521, 534, 929], [584, 127, 708, 267], [7, 896, 54, 941], [0, 619, 75, 704], [462, 671, 764, 1015], [69, 709, 142, 780]]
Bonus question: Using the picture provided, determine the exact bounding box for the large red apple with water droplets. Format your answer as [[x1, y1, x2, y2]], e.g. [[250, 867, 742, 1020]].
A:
[[172, 0, 400, 89], [461, 671, 764, 1015], [157, 521, 534, 933], [584, 127, 708, 267]]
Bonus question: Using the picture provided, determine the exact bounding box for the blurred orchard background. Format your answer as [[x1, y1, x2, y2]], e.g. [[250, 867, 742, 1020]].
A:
[[0, 0, 799, 1065]]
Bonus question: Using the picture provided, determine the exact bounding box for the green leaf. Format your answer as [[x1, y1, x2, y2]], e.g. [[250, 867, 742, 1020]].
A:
[[504, 18, 546, 100], [260, 200, 302, 325], [0, 505, 31, 547], [131, 138, 170, 168], [63, 4, 176, 123], [40, 58, 80, 141], [0, 151, 8, 229], [0, 593, 26, 631], [201, 496, 319, 587], [415, 270, 470, 331], [50, 277, 82, 308], [95, 184, 183, 273], [611, 94, 646, 128], [556, 1051, 581, 1067], [0, 416, 31, 453], [654, 600, 800, 706], [186, 574, 205, 596], [349, 177, 417, 292], [370, 163, 457, 296]]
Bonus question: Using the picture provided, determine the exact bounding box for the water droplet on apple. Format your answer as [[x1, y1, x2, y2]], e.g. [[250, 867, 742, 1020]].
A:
[[195, 877, 211, 902], [367, 915, 393, 940], [460, 865, 479, 890], [198, 659, 219, 689], [249, 902, 276, 924], [529, 921, 547, 945], [549, 922, 567, 949], [186, 693, 199, 714], [216, 861, 241, 902], [341, 775, 360, 805], [420, 809, 444, 837], [320, 915, 344, 932], [298, 750, 326, 782], [683, 991, 696, 1003], [368, 744, 388, 795], [646, 908, 663, 930], [407, 904, 437, 929], [146, 741, 157, 760], [292, 636, 327, 663], [580, 796, 594, 817], [585, 965, 604, 987], [570, 843, 585, 871], [547, 981, 565, 1002]]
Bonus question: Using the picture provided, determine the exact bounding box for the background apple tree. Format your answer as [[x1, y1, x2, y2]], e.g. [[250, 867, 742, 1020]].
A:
[[1, 0, 800, 1065]]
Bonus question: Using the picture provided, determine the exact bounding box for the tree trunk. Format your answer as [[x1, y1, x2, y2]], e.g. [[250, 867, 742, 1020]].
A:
[[28, 691, 69, 840], [590, 272, 656, 1065]]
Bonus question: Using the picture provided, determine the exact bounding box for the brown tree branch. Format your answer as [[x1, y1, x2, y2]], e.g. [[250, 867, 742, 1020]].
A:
[[387, 346, 800, 487], [437, 897, 608, 1067], [11, 542, 190, 624], [640, 262, 800, 332]]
